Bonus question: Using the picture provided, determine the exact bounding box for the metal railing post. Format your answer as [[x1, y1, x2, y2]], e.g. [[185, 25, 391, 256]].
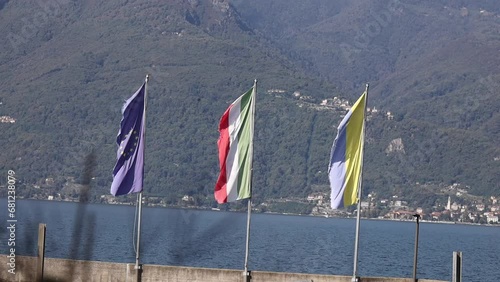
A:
[[452, 251, 462, 282], [36, 223, 46, 282]]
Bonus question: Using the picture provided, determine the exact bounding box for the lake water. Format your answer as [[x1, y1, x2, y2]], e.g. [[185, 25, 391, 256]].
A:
[[1, 199, 499, 281]]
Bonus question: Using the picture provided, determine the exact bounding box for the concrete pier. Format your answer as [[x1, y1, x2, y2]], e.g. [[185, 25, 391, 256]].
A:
[[1, 255, 447, 282]]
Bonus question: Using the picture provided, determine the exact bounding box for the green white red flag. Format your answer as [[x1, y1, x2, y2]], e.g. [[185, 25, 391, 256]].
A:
[[215, 83, 256, 204]]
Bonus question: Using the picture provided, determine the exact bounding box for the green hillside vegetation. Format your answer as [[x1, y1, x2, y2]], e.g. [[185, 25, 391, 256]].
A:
[[235, 0, 500, 198], [0, 0, 339, 203], [0, 0, 498, 209]]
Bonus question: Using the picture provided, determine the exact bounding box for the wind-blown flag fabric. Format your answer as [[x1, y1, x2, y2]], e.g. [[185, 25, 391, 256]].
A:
[[110, 83, 146, 196], [215, 84, 256, 204], [328, 91, 366, 209]]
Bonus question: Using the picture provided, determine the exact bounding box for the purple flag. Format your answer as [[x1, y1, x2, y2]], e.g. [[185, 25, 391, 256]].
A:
[[110, 83, 146, 196]]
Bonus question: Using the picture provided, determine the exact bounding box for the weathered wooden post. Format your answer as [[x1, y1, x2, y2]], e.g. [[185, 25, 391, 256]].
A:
[[36, 223, 46, 282], [452, 251, 462, 282]]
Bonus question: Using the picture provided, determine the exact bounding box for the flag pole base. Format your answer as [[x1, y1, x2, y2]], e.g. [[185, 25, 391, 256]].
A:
[[351, 276, 360, 282], [242, 270, 251, 282], [135, 264, 143, 282]]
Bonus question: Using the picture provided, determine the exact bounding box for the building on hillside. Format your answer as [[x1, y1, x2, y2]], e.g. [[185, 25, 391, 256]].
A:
[[389, 210, 415, 220], [380, 199, 389, 205], [182, 195, 194, 202], [446, 196, 451, 210], [486, 214, 499, 223], [491, 196, 498, 205]]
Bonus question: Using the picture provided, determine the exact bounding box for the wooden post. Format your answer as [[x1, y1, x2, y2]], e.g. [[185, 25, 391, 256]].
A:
[[452, 251, 462, 282], [36, 223, 46, 282]]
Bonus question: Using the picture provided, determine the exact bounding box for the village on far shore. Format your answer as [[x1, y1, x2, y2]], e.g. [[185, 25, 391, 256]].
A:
[[9, 177, 499, 226]]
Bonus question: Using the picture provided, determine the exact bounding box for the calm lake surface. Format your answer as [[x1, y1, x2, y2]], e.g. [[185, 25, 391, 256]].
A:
[[1, 199, 499, 281]]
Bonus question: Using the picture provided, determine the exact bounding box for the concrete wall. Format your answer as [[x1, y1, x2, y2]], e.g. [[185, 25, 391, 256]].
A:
[[1, 256, 447, 282]]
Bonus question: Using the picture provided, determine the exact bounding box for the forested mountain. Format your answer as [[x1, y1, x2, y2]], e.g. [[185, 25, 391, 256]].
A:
[[235, 0, 500, 198], [0, 0, 498, 207]]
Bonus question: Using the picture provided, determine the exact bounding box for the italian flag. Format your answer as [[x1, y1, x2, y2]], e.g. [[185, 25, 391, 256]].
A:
[[215, 83, 256, 204]]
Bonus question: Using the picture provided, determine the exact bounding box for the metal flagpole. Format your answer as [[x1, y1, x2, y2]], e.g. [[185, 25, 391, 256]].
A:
[[413, 213, 421, 282], [135, 74, 149, 280], [243, 198, 252, 279], [243, 79, 257, 282], [352, 83, 369, 282], [135, 192, 143, 270]]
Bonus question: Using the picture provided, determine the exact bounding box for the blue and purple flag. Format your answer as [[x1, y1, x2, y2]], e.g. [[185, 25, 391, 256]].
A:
[[110, 83, 146, 196]]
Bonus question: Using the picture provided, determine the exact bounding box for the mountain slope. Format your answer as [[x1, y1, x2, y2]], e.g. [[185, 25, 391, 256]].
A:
[[234, 0, 500, 197], [0, 0, 498, 206], [0, 0, 340, 203]]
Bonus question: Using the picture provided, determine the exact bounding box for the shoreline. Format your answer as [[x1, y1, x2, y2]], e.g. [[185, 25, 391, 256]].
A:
[[7, 197, 500, 228]]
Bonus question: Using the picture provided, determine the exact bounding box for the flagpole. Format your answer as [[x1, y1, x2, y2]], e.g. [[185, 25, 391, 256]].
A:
[[135, 192, 143, 271], [135, 74, 149, 278], [243, 198, 252, 278], [352, 83, 368, 282], [243, 79, 257, 281]]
